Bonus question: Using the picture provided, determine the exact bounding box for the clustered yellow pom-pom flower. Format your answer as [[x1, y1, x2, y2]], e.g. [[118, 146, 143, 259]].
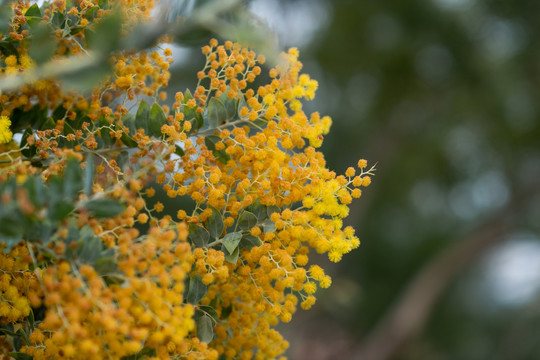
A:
[[0, 1, 374, 359], [0, 116, 12, 144], [0, 244, 40, 325]]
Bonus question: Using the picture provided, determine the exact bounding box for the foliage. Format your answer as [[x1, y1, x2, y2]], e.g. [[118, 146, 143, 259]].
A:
[[0, 0, 373, 359]]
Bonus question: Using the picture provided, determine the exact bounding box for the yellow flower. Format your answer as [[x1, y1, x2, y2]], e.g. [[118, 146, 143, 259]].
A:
[[0, 116, 13, 144], [358, 159, 368, 168], [115, 75, 134, 89], [4, 55, 17, 67]]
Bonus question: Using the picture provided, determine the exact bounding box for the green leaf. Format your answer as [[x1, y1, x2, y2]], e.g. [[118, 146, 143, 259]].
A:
[[183, 90, 204, 130], [86, 11, 122, 54], [267, 205, 280, 219], [219, 91, 239, 121], [175, 145, 185, 156], [196, 314, 214, 343], [84, 28, 96, 48], [206, 98, 226, 129], [65, 26, 83, 37], [175, 25, 213, 47], [67, 14, 79, 29], [29, 23, 56, 65], [94, 257, 118, 276], [52, 105, 67, 121], [220, 304, 232, 320], [85, 198, 124, 218], [0, 326, 18, 337], [248, 198, 267, 221], [207, 206, 223, 239], [99, 117, 113, 146], [204, 135, 230, 164], [116, 151, 129, 171], [78, 235, 103, 264], [224, 245, 239, 264], [51, 10, 64, 28], [204, 135, 220, 151], [240, 234, 261, 250], [49, 201, 75, 222], [26, 16, 41, 28], [262, 219, 276, 233], [196, 305, 219, 321], [238, 211, 257, 230], [24, 4, 41, 17], [222, 232, 242, 255], [0, 187, 25, 241], [16, 328, 30, 347], [20, 127, 36, 158], [10, 104, 46, 132], [122, 21, 165, 52], [121, 112, 137, 133], [83, 155, 94, 195], [238, 96, 248, 117], [62, 122, 77, 148], [58, 58, 111, 90], [25, 220, 54, 247], [0, 7, 13, 34], [41, 117, 56, 131], [85, 6, 99, 21], [63, 159, 83, 199], [99, 0, 110, 9], [23, 176, 44, 207], [28, 309, 35, 331], [62, 24, 71, 37], [0, 41, 17, 57], [149, 103, 166, 137], [184, 89, 194, 101], [186, 275, 208, 304], [118, 125, 138, 147], [188, 224, 210, 248], [135, 100, 151, 135]]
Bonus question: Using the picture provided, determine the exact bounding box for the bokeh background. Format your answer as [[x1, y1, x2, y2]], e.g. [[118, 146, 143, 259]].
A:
[[165, 0, 540, 359]]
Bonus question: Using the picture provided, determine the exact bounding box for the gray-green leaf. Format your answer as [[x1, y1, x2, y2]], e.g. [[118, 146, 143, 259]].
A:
[[149, 103, 166, 137], [206, 98, 227, 129], [207, 206, 223, 239], [196, 314, 214, 343], [222, 232, 242, 254], [224, 246, 239, 264], [186, 275, 208, 304], [238, 211, 257, 230], [85, 198, 124, 218], [188, 224, 210, 248]]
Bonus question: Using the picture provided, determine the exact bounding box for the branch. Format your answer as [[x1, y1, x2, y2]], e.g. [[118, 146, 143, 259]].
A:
[[352, 182, 540, 360]]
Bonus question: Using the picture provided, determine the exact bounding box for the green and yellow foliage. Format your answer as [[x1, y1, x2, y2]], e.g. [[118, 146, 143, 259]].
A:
[[0, 0, 374, 359]]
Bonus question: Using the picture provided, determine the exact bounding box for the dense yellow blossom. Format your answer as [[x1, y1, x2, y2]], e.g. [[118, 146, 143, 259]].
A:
[[0, 116, 12, 144], [0, 0, 374, 359]]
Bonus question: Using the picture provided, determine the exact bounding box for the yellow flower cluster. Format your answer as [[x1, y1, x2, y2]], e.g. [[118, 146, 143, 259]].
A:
[[0, 116, 12, 144], [144, 41, 375, 358], [21, 229, 202, 360], [0, 243, 39, 324], [0, 1, 374, 359]]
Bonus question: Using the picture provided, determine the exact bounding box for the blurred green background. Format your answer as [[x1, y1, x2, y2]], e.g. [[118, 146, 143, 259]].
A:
[[166, 0, 540, 359]]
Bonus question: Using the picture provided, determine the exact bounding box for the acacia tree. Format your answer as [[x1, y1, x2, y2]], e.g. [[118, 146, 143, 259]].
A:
[[0, 1, 374, 359]]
